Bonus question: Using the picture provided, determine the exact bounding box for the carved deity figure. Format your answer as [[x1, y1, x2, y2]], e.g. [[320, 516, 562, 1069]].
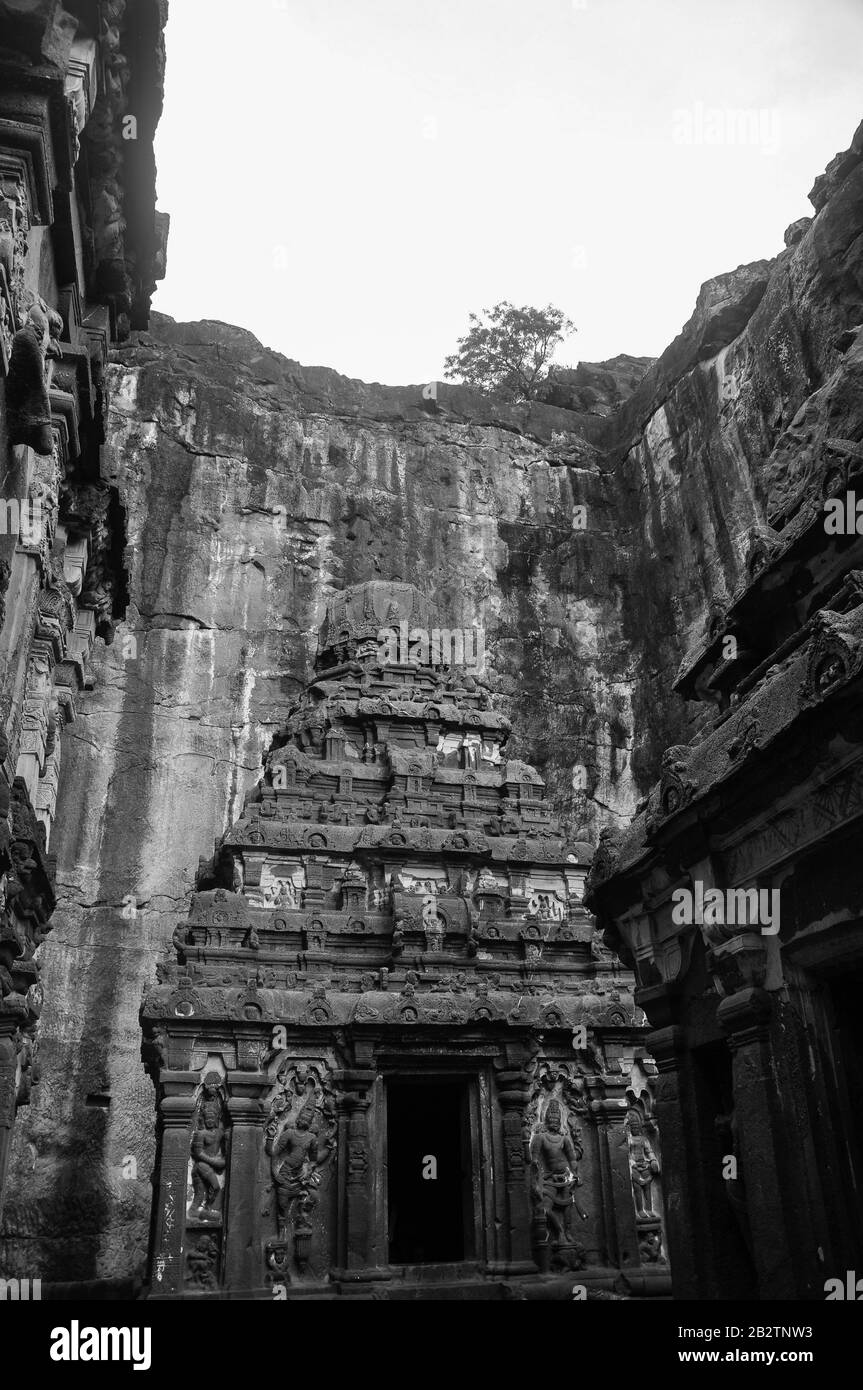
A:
[[262, 876, 297, 908], [267, 1097, 335, 1261], [186, 1234, 220, 1289], [474, 870, 496, 897], [463, 736, 480, 770], [422, 895, 444, 952], [622, 1107, 660, 1218], [528, 891, 565, 922], [189, 1073, 227, 1221], [529, 1099, 586, 1246], [6, 303, 58, 454]]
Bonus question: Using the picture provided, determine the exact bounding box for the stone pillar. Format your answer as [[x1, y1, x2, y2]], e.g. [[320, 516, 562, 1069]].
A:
[[589, 1087, 641, 1269], [718, 986, 798, 1298], [149, 1071, 198, 1297], [493, 1064, 535, 1273], [223, 1072, 270, 1293], [646, 1023, 709, 1298], [334, 1069, 377, 1273], [0, 1019, 20, 1220]]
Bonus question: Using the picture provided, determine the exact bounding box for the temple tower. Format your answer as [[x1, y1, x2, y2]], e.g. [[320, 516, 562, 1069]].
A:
[[142, 581, 668, 1299]]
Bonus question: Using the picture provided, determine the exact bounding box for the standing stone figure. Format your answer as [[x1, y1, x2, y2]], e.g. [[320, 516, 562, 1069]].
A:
[[529, 1099, 587, 1247], [189, 1073, 227, 1221], [622, 1107, 660, 1218], [422, 895, 444, 952], [6, 302, 61, 455], [266, 1097, 335, 1268]]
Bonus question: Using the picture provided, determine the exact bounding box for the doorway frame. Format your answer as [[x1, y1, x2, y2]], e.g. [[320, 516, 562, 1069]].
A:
[[381, 1066, 488, 1270]]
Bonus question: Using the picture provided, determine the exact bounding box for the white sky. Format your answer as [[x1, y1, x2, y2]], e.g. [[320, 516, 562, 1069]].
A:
[[152, 0, 863, 385]]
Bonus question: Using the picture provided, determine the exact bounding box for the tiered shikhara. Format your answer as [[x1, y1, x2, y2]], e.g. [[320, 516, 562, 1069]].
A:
[[142, 581, 667, 1299]]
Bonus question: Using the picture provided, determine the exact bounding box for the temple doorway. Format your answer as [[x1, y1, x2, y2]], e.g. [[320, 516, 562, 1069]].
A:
[[386, 1080, 471, 1265]]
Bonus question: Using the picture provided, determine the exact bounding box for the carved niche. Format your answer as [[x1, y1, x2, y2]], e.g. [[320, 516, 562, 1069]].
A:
[[800, 609, 863, 705], [188, 1072, 229, 1225], [620, 1090, 665, 1263], [264, 1061, 336, 1280], [5, 301, 62, 455], [182, 1071, 230, 1292], [525, 1062, 589, 1271]]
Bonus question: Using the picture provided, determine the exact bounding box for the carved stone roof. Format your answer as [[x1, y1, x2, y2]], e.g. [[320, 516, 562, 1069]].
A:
[[145, 583, 612, 1036]]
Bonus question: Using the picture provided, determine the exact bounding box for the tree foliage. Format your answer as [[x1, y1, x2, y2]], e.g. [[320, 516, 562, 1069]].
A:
[[443, 301, 575, 402]]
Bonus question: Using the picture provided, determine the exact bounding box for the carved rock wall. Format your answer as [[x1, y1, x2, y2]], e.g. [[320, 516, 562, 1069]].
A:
[[0, 316, 640, 1284], [611, 120, 863, 774], [2, 120, 862, 1287]]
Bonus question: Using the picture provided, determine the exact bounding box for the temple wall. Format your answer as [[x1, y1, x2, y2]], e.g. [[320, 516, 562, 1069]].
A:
[[0, 0, 167, 1287]]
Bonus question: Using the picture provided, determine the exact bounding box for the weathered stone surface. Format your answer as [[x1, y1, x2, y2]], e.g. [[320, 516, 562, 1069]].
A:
[[0, 0, 167, 1270], [1, 314, 642, 1285], [808, 118, 863, 212], [537, 355, 655, 416], [585, 121, 863, 1302], [3, 116, 862, 1291], [608, 122, 863, 772]]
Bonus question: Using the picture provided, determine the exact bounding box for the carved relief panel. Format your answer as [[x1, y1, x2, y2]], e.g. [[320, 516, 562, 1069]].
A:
[[621, 1085, 666, 1264], [183, 1070, 230, 1293], [188, 1072, 229, 1225], [264, 1061, 337, 1284], [525, 1062, 590, 1271]]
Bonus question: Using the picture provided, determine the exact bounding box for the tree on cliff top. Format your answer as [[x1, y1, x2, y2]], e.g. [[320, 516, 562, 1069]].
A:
[[444, 301, 575, 402]]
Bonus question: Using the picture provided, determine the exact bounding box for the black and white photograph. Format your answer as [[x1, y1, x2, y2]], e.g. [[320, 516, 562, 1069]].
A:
[[0, 0, 862, 1361]]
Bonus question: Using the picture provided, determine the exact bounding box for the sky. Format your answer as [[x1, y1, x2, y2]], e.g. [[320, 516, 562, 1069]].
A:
[[152, 0, 863, 385]]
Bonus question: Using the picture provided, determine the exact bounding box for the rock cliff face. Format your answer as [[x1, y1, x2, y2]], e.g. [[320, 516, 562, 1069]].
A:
[[2, 120, 861, 1288]]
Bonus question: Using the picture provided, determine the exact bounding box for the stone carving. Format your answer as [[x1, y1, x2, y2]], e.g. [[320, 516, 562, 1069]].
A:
[[142, 580, 654, 1296], [392, 903, 417, 956], [265, 1064, 336, 1273], [742, 522, 782, 582], [801, 609, 863, 705], [0, 178, 30, 331], [585, 825, 621, 896], [422, 894, 445, 951], [727, 710, 761, 762], [639, 1227, 663, 1263], [656, 744, 698, 818], [529, 1097, 587, 1268], [725, 758, 863, 883], [185, 1233, 220, 1289], [188, 1073, 228, 1224], [527, 891, 565, 921], [622, 1105, 660, 1220], [6, 303, 61, 454]]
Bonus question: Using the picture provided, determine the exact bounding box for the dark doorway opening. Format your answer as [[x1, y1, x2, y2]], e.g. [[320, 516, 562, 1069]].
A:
[[387, 1080, 470, 1264], [826, 972, 863, 1240], [691, 1039, 759, 1299]]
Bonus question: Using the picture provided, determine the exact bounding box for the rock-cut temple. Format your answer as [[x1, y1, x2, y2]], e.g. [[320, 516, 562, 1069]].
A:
[[141, 581, 669, 1300]]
